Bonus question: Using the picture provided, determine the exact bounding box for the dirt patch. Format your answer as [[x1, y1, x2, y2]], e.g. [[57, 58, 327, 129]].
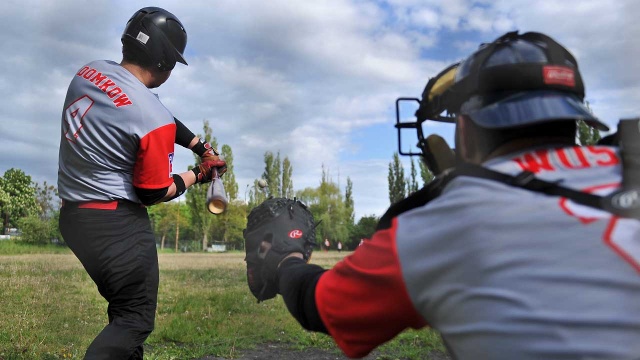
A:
[[197, 342, 451, 360]]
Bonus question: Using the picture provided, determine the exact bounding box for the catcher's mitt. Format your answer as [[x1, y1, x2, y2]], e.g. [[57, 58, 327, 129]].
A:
[[244, 197, 316, 302]]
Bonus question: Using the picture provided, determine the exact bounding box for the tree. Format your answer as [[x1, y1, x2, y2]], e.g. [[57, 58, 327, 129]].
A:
[[0, 186, 10, 233], [186, 181, 212, 250], [388, 152, 407, 204], [577, 119, 601, 145], [282, 156, 294, 198], [295, 186, 319, 206], [408, 157, 419, 194], [296, 165, 349, 248], [348, 215, 379, 249], [0, 168, 39, 234], [273, 152, 282, 196], [262, 151, 282, 198], [344, 177, 355, 226], [186, 120, 219, 250], [248, 179, 268, 208], [19, 179, 61, 245], [184, 120, 241, 251], [34, 181, 59, 220], [214, 200, 247, 250], [344, 177, 356, 248], [418, 158, 434, 186], [148, 202, 188, 250], [248, 151, 290, 208], [577, 101, 601, 146], [202, 144, 242, 250], [220, 144, 239, 200]]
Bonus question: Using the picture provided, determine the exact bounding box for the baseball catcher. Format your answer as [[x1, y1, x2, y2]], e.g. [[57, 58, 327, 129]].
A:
[[240, 31, 640, 360], [244, 197, 316, 302]]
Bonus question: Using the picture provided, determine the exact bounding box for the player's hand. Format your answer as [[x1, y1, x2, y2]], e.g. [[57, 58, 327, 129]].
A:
[[192, 159, 226, 184], [200, 142, 227, 176], [422, 134, 456, 176]]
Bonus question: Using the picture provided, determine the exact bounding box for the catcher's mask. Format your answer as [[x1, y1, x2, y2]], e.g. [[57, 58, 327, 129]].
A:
[[395, 31, 609, 159], [121, 7, 187, 72]]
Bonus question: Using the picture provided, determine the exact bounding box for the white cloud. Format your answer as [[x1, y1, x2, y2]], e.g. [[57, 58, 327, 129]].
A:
[[409, 8, 441, 29], [465, 7, 494, 32], [0, 0, 639, 222]]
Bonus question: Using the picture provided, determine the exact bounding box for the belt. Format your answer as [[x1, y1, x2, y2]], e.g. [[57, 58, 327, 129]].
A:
[[61, 200, 143, 210]]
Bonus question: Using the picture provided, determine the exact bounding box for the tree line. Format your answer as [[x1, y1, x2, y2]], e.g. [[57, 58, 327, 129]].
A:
[[0, 120, 601, 250], [388, 119, 601, 203], [0, 121, 381, 251]]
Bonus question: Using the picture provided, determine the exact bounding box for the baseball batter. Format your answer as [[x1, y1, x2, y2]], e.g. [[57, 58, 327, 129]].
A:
[[246, 32, 640, 359], [57, 7, 224, 359]]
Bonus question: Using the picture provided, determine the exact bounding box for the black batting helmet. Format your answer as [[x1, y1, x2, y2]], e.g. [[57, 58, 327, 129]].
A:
[[121, 7, 187, 72]]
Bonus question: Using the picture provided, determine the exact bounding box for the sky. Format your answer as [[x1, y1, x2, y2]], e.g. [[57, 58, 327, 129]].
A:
[[1, 0, 639, 220]]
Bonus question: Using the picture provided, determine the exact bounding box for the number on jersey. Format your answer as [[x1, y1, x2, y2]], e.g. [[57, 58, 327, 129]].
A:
[[64, 95, 94, 143]]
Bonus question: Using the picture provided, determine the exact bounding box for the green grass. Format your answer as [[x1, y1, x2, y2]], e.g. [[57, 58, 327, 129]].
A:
[[0, 240, 71, 255], [0, 251, 447, 359]]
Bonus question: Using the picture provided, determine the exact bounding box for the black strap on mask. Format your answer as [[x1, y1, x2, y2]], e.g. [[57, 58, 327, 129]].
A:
[[452, 118, 640, 219]]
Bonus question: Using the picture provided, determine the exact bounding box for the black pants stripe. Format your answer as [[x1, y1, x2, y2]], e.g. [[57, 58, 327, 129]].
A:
[[60, 201, 158, 360]]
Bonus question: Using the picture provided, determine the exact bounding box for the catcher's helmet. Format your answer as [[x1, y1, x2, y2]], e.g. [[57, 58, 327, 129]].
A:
[[416, 31, 608, 131], [121, 7, 187, 71]]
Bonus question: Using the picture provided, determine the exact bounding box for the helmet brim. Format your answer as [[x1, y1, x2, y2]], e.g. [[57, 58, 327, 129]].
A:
[[175, 50, 187, 66], [461, 90, 609, 131]]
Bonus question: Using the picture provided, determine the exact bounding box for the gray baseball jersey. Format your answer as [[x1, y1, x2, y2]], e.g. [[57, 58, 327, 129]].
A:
[[58, 60, 177, 202], [315, 145, 640, 359]]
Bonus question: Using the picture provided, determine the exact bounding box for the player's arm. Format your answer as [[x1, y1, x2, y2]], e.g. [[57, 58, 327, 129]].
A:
[[133, 123, 224, 206], [135, 170, 195, 205], [174, 118, 227, 175], [174, 117, 200, 150], [277, 219, 428, 358], [175, 117, 222, 160], [277, 257, 328, 332], [134, 160, 225, 205]]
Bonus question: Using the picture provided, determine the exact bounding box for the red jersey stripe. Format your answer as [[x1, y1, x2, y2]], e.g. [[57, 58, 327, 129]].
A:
[[315, 218, 427, 358], [133, 123, 176, 189]]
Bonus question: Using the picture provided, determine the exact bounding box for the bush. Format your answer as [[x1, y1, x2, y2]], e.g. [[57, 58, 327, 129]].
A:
[[16, 215, 53, 245]]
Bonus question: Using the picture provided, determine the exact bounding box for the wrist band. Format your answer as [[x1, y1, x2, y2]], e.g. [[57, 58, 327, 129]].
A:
[[191, 167, 202, 182], [192, 141, 219, 156], [192, 141, 207, 156], [172, 173, 186, 196]]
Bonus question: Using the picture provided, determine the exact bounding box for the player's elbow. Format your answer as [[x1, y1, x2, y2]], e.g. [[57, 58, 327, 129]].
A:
[[135, 186, 169, 206]]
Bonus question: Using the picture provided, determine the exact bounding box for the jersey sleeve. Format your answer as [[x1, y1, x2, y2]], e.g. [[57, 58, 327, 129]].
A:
[[133, 123, 176, 189], [315, 218, 428, 358]]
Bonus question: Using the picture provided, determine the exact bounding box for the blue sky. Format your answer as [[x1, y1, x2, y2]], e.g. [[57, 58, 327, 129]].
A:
[[1, 0, 639, 220]]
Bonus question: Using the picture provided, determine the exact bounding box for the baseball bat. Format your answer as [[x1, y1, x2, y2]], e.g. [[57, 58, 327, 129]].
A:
[[206, 170, 228, 214]]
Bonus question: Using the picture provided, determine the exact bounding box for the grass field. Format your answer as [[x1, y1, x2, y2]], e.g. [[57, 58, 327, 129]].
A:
[[0, 242, 447, 359]]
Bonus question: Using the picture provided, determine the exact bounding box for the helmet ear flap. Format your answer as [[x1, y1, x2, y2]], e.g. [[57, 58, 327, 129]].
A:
[[150, 26, 179, 71]]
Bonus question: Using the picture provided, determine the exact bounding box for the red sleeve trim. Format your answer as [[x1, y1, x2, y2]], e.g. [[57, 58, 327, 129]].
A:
[[133, 123, 176, 190], [315, 218, 427, 358]]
